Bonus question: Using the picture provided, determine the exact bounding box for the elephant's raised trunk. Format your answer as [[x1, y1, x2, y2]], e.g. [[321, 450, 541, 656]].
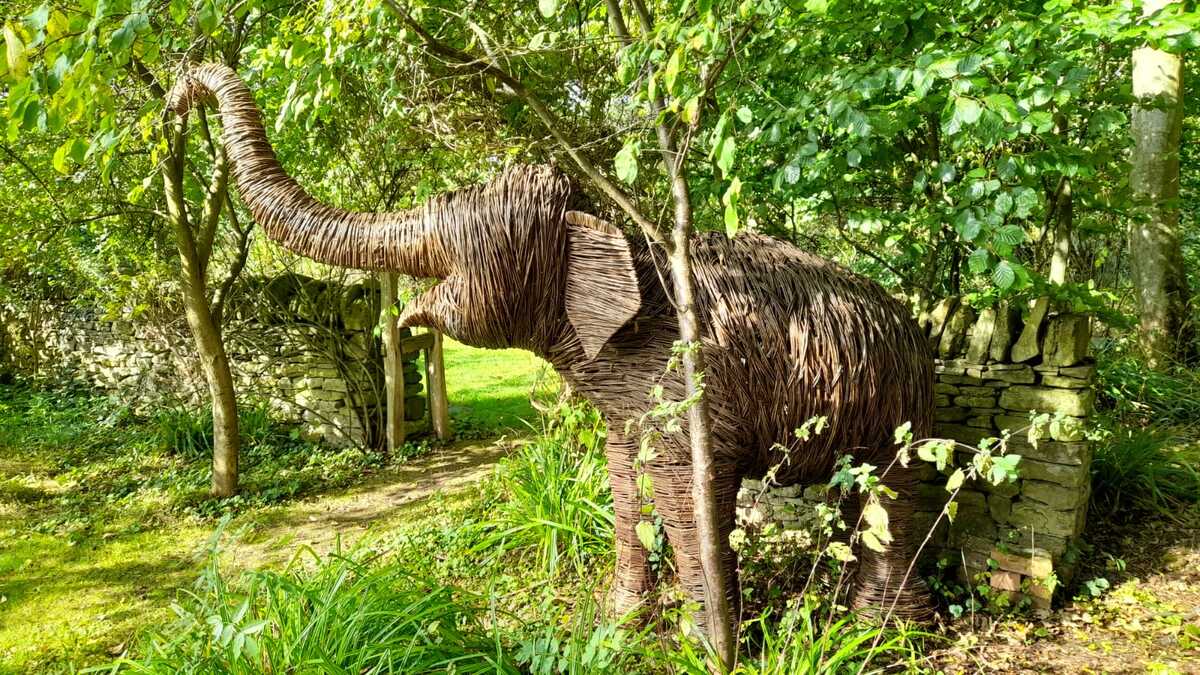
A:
[[167, 63, 450, 277]]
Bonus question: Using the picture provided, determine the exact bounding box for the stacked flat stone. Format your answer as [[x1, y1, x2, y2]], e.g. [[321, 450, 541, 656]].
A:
[[735, 296, 1094, 610], [0, 281, 427, 448]]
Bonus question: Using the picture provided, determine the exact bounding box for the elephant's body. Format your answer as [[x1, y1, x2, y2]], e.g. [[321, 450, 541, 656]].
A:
[[540, 230, 934, 623], [169, 63, 937, 630], [547, 231, 932, 481]]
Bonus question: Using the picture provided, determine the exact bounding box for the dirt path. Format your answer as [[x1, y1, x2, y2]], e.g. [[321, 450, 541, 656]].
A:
[[230, 440, 511, 567]]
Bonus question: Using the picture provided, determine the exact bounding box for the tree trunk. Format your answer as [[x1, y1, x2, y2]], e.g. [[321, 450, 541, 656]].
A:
[[1130, 0, 1192, 367], [164, 114, 241, 498], [1048, 178, 1073, 286], [186, 283, 241, 497]]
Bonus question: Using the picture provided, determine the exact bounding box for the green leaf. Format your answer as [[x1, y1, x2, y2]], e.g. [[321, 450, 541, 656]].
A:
[[539, 0, 558, 17], [735, 106, 753, 124], [682, 97, 700, 124], [861, 530, 883, 552], [993, 224, 1025, 246], [945, 468, 965, 492], [197, 0, 219, 35], [52, 139, 73, 174], [664, 48, 683, 95], [967, 248, 989, 274], [956, 54, 983, 76], [715, 135, 736, 178], [614, 139, 640, 184], [804, 0, 829, 13], [863, 500, 889, 531], [169, 0, 189, 24], [1013, 187, 1038, 218], [635, 521, 656, 551], [4, 22, 28, 78], [723, 177, 742, 236], [109, 13, 148, 54], [994, 191, 1013, 216], [992, 260, 1015, 289], [984, 93, 1019, 123], [847, 148, 862, 167], [953, 96, 982, 126], [25, 6, 50, 34]]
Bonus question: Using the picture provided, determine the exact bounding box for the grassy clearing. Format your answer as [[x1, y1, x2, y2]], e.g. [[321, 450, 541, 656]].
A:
[[113, 403, 934, 675], [0, 342, 545, 673]]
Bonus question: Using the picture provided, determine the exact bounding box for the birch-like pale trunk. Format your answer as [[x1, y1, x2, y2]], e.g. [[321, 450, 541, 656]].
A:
[[1130, 0, 1192, 367]]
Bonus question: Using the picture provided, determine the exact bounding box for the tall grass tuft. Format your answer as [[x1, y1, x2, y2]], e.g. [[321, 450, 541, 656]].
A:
[[154, 401, 279, 460], [473, 400, 614, 577], [107, 542, 519, 674], [659, 596, 930, 675], [1091, 428, 1200, 519], [1096, 350, 1200, 429]]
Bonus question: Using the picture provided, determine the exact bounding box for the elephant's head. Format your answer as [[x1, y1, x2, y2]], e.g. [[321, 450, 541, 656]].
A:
[[168, 63, 641, 359]]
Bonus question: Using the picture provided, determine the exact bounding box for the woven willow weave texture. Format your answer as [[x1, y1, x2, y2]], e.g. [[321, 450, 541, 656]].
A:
[[171, 64, 936, 625]]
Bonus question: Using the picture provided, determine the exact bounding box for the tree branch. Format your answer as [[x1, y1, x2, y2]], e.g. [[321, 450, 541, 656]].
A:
[[194, 106, 230, 276], [380, 0, 665, 243]]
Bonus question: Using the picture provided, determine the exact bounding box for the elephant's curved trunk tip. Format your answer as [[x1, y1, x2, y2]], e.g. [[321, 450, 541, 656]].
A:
[[166, 69, 212, 117]]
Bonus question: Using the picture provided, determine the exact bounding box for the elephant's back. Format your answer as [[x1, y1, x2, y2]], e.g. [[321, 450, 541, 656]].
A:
[[691, 232, 933, 478]]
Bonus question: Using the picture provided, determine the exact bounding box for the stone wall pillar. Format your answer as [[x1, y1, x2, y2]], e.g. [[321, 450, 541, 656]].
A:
[[735, 297, 1096, 610], [921, 299, 1094, 607]]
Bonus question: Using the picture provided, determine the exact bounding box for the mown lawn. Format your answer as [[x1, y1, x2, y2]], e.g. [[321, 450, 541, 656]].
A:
[[440, 338, 556, 435], [0, 342, 545, 673]]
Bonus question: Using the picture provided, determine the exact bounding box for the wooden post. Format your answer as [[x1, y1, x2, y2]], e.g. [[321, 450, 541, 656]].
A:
[[380, 272, 405, 454], [425, 329, 451, 440]]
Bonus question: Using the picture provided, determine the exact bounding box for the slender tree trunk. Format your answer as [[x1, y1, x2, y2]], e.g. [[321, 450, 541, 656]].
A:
[[1049, 178, 1072, 286], [601, 1, 735, 664], [164, 114, 241, 497], [1130, 0, 1192, 367]]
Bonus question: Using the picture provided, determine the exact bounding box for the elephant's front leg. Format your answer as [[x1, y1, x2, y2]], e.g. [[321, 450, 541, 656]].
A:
[[650, 461, 742, 636], [605, 427, 655, 615]]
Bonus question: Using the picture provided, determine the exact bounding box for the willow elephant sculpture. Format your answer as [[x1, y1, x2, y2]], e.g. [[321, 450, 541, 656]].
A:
[[168, 63, 936, 626]]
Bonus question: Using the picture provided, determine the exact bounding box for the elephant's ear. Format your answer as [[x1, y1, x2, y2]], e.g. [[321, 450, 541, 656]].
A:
[[564, 210, 641, 361]]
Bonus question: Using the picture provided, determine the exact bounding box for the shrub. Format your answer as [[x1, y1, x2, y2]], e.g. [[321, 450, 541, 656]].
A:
[[472, 400, 614, 577], [1091, 428, 1200, 519], [108, 541, 519, 674]]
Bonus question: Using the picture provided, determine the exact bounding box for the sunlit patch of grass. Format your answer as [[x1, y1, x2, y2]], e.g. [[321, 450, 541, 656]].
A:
[[440, 338, 554, 437], [0, 527, 207, 672]]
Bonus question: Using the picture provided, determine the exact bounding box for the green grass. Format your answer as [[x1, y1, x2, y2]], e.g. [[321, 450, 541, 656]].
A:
[[440, 338, 555, 437], [1091, 428, 1200, 520], [470, 401, 614, 577], [112, 541, 521, 674], [0, 342, 546, 673]]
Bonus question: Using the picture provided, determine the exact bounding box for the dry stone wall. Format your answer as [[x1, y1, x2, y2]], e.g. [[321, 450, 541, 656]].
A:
[[736, 297, 1095, 608], [0, 276, 426, 448]]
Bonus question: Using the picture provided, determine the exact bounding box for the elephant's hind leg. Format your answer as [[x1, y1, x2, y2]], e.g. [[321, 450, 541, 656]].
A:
[[851, 463, 935, 622], [605, 428, 655, 616]]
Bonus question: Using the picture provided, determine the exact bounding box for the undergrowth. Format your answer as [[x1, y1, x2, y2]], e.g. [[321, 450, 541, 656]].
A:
[[1090, 427, 1200, 520], [0, 385, 404, 536], [472, 400, 614, 577]]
